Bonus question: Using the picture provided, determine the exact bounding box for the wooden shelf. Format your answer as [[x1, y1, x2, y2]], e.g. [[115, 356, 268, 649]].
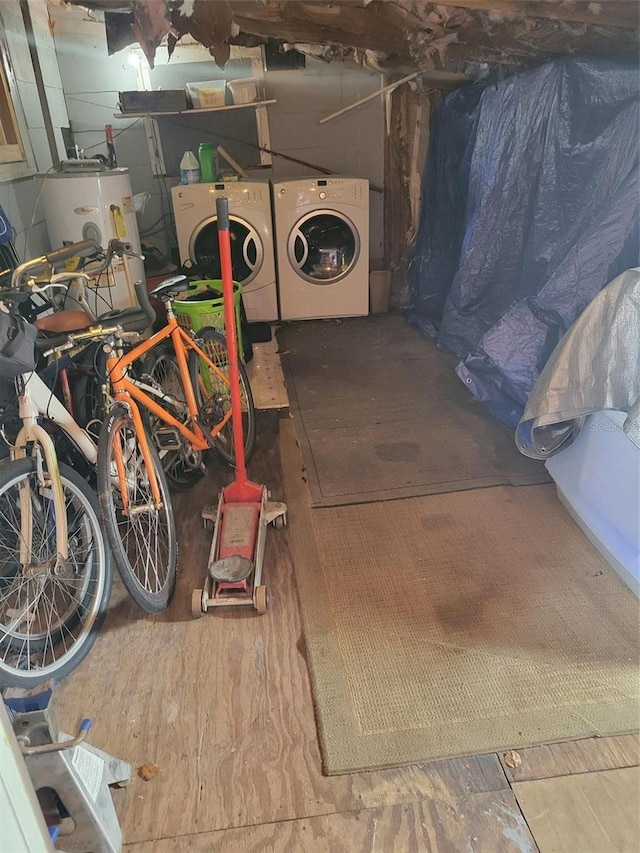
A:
[[113, 99, 276, 119]]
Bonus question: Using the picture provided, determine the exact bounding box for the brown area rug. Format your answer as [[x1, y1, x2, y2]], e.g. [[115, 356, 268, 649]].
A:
[[278, 315, 549, 508], [282, 420, 640, 775]]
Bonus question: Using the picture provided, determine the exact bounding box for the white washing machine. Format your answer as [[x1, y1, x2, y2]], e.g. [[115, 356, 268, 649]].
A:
[[171, 181, 278, 322], [272, 177, 369, 320]]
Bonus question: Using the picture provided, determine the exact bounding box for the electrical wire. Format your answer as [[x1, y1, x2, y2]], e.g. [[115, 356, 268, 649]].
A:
[[139, 210, 174, 235], [65, 95, 120, 109], [23, 166, 58, 261], [85, 267, 119, 314], [149, 174, 177, 250], [81, 119, 144, 152], [156, 116, 265, 169], [73, 124, 140, 136], [67, 90, 121, 96]]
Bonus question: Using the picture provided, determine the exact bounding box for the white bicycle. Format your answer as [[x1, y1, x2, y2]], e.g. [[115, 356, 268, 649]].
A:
[[0, 239, 145, 688], [0, 236, 192, 686]]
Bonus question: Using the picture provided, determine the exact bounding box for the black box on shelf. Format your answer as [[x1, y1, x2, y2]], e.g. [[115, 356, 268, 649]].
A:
[[118, 90, 188, 114]]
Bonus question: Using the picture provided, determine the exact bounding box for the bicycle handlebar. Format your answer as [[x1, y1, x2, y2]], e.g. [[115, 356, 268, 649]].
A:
[[40, 279, 155, 357], [45, 239, 99, 268], [10, 239, 101, 289], [133, 280, 156, 327], [10, 237, 145, 292], [42, 324, 142, 358], [109, 239, 134, 256]]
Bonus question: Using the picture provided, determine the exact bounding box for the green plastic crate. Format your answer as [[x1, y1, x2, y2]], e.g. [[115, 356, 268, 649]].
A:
[[171, 279, 244, 359]]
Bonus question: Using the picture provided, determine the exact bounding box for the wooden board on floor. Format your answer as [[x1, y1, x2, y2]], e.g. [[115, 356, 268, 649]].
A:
[[514, 766, 640, 853], [246, 338, 288, 410], [126, 789, 537, 853], [501, 734, 640, 783]]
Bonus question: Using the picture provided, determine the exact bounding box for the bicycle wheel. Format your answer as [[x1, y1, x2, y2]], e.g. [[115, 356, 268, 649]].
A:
[[97, 404, 177, 613], [70, 342, 107, 442], [141, 343, 204, 492], [188, 326, 256, 467], [0, 457, 112, 688]]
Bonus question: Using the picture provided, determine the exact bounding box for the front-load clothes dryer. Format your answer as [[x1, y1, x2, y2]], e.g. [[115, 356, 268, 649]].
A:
[[171, 181, 278, 322], [272, 177, 369, 320]]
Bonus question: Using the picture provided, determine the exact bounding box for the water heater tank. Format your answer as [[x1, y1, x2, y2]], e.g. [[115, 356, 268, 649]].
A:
[[42, 167, 145, 314]]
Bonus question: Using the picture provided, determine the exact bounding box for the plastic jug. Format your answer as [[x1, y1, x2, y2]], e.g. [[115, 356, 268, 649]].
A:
[[180, 150, 200, 185], [198, 143, 216, 183]]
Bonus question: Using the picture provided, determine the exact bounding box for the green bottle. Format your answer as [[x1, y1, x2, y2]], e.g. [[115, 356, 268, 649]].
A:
[[198, 143, 216, 183]]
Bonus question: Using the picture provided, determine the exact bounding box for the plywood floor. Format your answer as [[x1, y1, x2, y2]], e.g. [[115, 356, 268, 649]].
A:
[[52, 412, 640, 852]]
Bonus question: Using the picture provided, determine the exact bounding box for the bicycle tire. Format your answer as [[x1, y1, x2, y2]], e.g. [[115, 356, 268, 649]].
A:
[[188, 326, 256, 467], [69, 342, 107, 442], [0, 457, 112, 688], [97, 404, 177, 613], [140, 343, 204, 492]]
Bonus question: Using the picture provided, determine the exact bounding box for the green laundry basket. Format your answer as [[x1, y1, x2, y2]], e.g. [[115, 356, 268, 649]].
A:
[[171, 279, 245, 359]]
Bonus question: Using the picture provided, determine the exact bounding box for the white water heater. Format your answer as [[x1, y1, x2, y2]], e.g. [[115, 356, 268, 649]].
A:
[[42, 167, 145, 314]]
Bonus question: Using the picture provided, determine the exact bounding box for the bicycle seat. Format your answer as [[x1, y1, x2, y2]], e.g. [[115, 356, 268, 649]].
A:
[[97, 306, 150, 333], [149, 275, 189, 300], [34, 309, 94, 334]]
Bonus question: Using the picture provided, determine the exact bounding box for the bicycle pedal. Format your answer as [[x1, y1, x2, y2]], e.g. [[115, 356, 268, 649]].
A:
[[194, 415, 218, 450], [153, 427, 182, 451]]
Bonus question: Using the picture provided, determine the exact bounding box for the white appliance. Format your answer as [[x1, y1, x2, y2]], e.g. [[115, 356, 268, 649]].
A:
[[546, 410, 640, 597], [171, 181, 278, 322], [42, 167, 145, 314], [272, 177, 369, 320]]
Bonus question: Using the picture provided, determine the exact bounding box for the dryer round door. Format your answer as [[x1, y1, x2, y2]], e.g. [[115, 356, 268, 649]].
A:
[[189, 215, 263, 284], [287, 210, 360, 285]]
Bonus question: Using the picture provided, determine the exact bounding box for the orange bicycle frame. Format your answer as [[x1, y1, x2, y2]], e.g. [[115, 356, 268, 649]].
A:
[[105, 313, 233, 505]]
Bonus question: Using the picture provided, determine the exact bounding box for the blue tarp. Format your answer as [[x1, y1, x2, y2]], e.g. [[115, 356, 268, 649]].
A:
[[0, 206, 14, 245], [407, 57, 640, 428]]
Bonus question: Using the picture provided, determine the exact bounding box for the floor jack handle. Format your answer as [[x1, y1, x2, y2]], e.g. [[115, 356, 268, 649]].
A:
[[216, 196, 247, 484]]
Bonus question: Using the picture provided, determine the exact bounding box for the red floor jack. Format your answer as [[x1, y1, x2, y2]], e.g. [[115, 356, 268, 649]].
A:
[[191, 196, 287, 618]]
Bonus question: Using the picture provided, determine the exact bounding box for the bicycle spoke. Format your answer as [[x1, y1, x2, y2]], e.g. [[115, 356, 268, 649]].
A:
[[0, 460, 110, 686], [98, 409, 176, 612]]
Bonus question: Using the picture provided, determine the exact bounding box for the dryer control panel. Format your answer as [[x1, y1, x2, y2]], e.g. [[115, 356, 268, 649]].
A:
[[274, 177, 367, 207]]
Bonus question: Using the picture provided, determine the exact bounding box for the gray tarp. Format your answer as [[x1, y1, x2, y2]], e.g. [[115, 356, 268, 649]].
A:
[[516, 268, 640, 458]]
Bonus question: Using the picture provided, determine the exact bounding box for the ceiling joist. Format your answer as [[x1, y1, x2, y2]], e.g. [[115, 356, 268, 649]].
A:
[[72, 1, 639, 78]]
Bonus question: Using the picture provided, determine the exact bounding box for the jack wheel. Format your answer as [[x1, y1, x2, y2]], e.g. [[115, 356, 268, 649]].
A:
[[191, 588, 205, 619], [274, 513, 287, 530], [254, 585, 268, 615]]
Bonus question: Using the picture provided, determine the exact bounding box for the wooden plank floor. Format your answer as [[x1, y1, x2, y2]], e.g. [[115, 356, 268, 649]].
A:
[[51, 413, 639, 852], [514, 767, 640, 853]]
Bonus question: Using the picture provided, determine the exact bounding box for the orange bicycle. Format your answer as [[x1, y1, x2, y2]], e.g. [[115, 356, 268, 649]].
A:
[[93, 269, 255, 612], [43, 242, 255, 612]]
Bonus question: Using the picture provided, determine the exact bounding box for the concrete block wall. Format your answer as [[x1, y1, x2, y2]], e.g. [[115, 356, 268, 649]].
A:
[[263, 58, 384, 261]]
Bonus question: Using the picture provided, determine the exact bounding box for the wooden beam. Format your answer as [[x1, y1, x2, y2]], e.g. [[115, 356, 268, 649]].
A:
[[232, 1, 412, 54], [425, 1, 639, 30]]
